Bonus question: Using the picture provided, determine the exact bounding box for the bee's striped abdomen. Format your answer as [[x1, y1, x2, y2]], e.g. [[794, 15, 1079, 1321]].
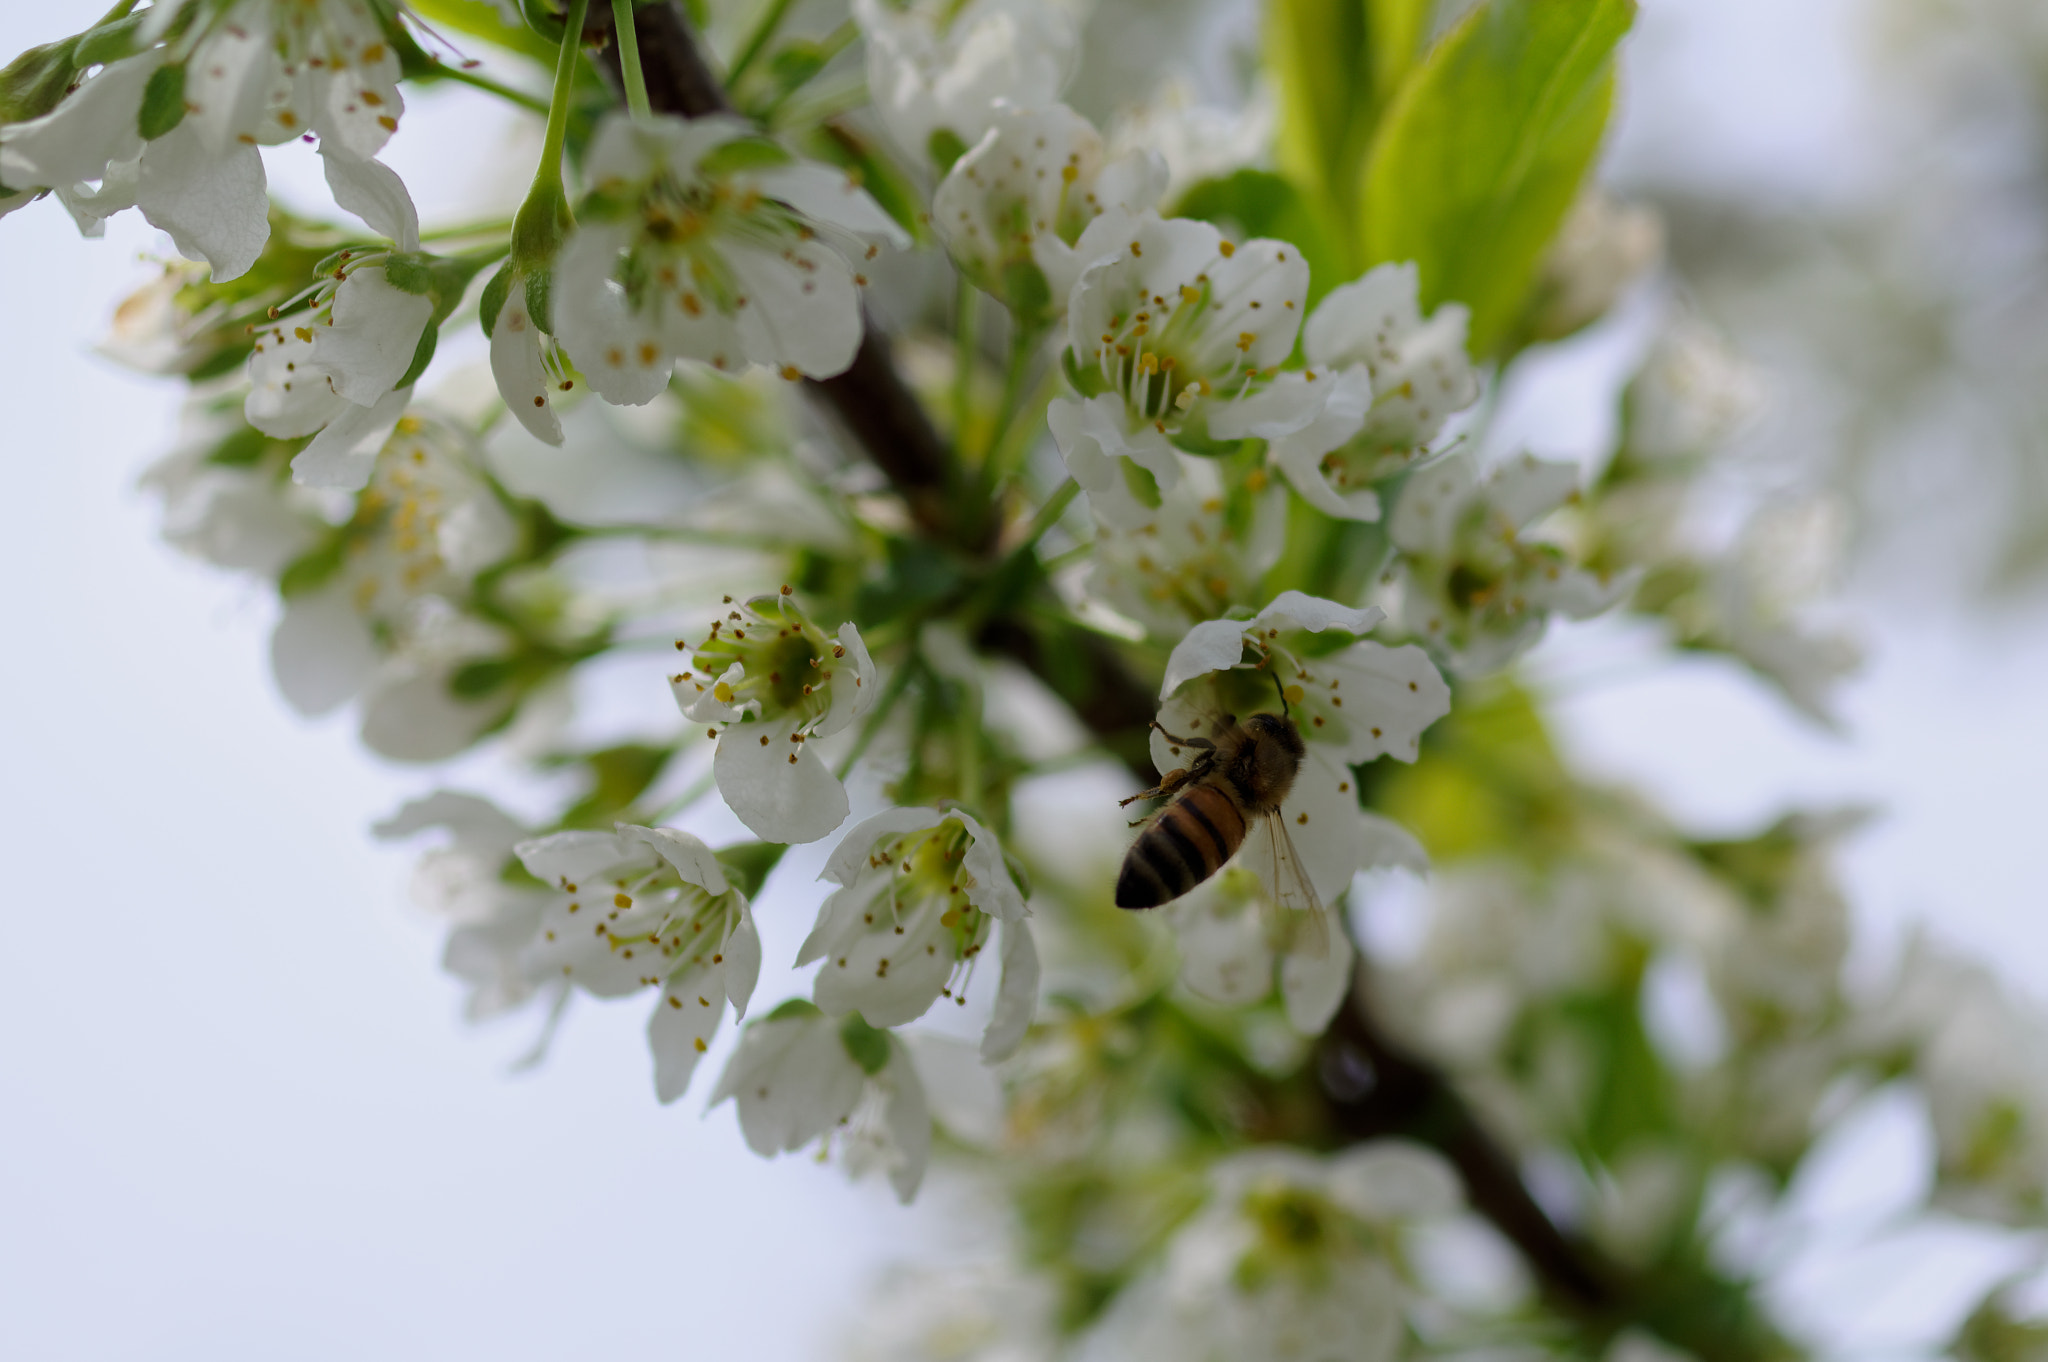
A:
[[1116, 783, 1248, 909]]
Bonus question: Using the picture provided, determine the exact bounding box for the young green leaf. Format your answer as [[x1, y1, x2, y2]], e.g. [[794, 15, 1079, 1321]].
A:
[[1358, 0, 1636, 356]]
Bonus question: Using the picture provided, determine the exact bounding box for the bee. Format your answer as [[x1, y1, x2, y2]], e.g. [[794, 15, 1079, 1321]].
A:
[[1115, 688, 1329, 953]]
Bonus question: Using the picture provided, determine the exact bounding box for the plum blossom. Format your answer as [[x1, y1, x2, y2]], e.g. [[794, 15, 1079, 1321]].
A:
[[933, 102, 1165, 323], [245, 155, 434, 489], [517, 824, 762, 1104], [0, 0, 406, 279], [800, 808, 1038, 1060], [1266, 262, 1481, 522], [373, 791, 552, 1021], [1083, 455, 1287, 640], [1148, 593, 1448, 1026], [852, 0, 1079, 164], [1389, 452, 1631, 676], [711, 1001, 932, 1202], [1091, 1144, 1460, 1362], [269, 413, 517, 720], [671, 590, 878, 844], [553, 113, 908, 403], [1051, 214, 1316, 528]]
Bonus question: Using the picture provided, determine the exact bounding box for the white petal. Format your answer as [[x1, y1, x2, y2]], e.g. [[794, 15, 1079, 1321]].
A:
[[1389, 452, 1478, 557], [751, 163, 909, 247], [358, 665, 506, 762], [815, 622, 877, 737], [246, 327, 346, 439], [372, 790, 525, 849], [822, 806, 947, 885], [514, 830, 635, 886], [269, 586, 378, 716], [618, 824, 730, 894], [722, 905, 763, 1016], [711, 1013, 865, 1154], [1160, 617, 1256, 699], [312, 266, 435, 406], [1305, 262, 1422, 368], [1357, 812, 1430, 875], [291, 386, 411, 490], [1328, 1141, 1463, 1220], [980, 916, 1039, 1062], [813, 909, 956, 1027], [1198, 235, 1311, 370], [1320, 641, 1450, 764], [1487, 452, 1581, 531], [726, 238, 863, 379], [54, 154, 138, 234], [1170, 881, 1274, 1008], [1256, 590, 1385, 640], [881, 1039, 932, 1203], [488, 290, 563, 445], [0, 51, 154, 188], [956, 810, 1028, 921], [320, 149, 420, 250], [901, 1032, 1004, 1146], [713, 722, 851, 843], [1269, 367, 1383, 522], [1279, 921, 1353, 1034], [1206, 370, 1336, 443], [311, 49, 406, 162], [1048, 393, 1180, 531], [1276, 751, 1369, 903], [553, 224, 675, 405], [183, 13, 280, 155], [136, 126, 270, 282], [647, 963, 727, 1102]]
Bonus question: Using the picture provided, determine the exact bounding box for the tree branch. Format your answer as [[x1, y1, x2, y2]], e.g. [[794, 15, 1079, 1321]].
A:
[[592, 3, 1720, 1351]]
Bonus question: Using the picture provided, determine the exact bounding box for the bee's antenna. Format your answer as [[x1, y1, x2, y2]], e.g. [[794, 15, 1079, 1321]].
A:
[[1269, 665, 1289, 718]]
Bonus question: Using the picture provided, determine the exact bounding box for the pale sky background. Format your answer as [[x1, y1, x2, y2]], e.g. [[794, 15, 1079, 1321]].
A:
[[4, 0, 2046, 1358]]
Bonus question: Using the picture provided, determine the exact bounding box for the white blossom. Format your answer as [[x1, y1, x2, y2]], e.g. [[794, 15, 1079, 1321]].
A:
[[845, 1261, 1061, 1362], [711, 1002, 932, 1202], [800, 807, 1038, 1059], [1390, 452, 1631, 675], [554, 113, 906, 403], [1083, 453, 1287, 639], [1625, 311, 1764, 462], [1267, 262, 1481, 522], [0, 0, 405, 279], [487, 275, 566, 446], [269, 414, 516, 719], [141, 395, 323, 577], [374, 791, 551, 1021], [1105, 76, 1275, 205], [1052, 214, 1316, 528], [517, 824, 762, 1104], [933, 102, 1165, 322], [671, 590, 878, 844], [852, 0, 1079, 164], [244, 155, 430, 489], [1526, 189, 1665, 341], [1148, 593, 1447, 1029], [1089, 1144, 1459, 1362]]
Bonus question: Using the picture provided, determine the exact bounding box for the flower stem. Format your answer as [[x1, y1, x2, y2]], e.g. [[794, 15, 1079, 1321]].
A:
[[510, 0, 589, 266], [951, 276, 979, 446], [426, 62, 551, 115], [613, 0, 653, 121], [540, 0, 590, 182], [725, 0, 799, 86]]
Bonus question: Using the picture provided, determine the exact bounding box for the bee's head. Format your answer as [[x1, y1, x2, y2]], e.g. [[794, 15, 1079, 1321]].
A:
[[1242, 710, 1305, 756]]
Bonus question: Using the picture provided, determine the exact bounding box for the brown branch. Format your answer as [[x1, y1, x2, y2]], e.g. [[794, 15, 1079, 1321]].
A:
[[592, 2, 977, 553], [594, 0, 1680, 1345]]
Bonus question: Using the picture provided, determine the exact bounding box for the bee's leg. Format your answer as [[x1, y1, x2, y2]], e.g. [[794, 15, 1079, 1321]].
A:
[[1149, 720, 1215, 751], [1118, 767, 1190, 807]]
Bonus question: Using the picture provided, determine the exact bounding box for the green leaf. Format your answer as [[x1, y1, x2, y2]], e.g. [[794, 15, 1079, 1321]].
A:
[[278, 532, 347, 599], [450, 657, 518, 697], [764, 997, 823, 1023], [557, 743, 674, 828], [137, 61, 186, 140], [1358, 0, 1635, 356], [838, 1015, 892, 1075], [402, 0, 561, 62]]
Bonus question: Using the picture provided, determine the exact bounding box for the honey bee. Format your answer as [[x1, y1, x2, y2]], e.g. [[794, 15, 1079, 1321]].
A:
[[1115, 693, 1329, 954]]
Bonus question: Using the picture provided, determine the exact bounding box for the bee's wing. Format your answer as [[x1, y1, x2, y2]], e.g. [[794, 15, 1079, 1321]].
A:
[[1251, 810, 1330, 959]]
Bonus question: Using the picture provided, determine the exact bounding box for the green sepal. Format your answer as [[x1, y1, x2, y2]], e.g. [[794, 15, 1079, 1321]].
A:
[[838, 1015, 892, 1076], [137, 62, 186, 140], [393, 321, 442, 393], [278, 531, 348, 599], [1357, 0, 1636, 356], [1119, 458, 1163, 513], [0, 38, 84, 125], [450, 656, 518, 697], [479, 262, 514, 339], [74, 12, 158, 71], [998, 259, 1053, 325], [518, 0, 568, 44], [926, 127, 968, 174], [764, 997, 823, 1023], [385, 248, 502, 389], [1059, 345, 1103, 398], [555, 743, 675, 828], [697, 137, 797, 179], [524, 269, 553, 333]]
